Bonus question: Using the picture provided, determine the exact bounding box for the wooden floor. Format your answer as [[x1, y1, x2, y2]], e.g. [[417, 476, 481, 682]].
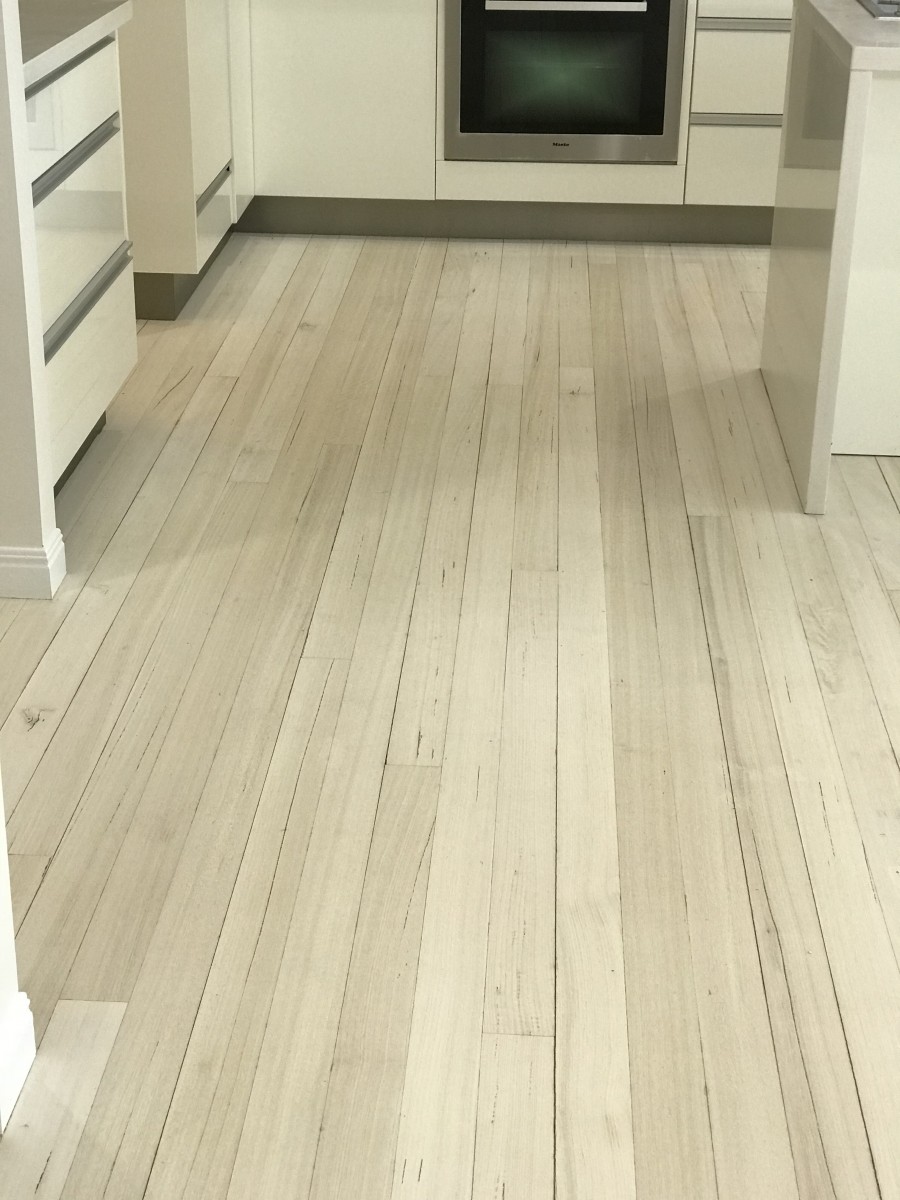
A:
[[1, 234, 899, 1200]]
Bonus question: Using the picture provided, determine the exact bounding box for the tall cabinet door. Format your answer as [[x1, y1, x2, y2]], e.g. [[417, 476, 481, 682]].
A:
[[229, 0, 255, 219], [186, 0, 233, 200], [251, 0, 438, 200]]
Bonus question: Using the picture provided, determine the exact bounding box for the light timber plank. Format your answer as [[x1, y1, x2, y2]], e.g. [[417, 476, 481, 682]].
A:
[[386, 243, 503, 766], [230, 236, 364, 482], [142, 658, 349, 1200], [0, 239, 277, 731], [589, 243, 718, 1200], [233, 238, 417, 483], [0, 375, 238, 815], [556, 569, 635, 1199], [208, 235, 310, 377], [694, 246, 799, 515], [224, 284, 454, 1200], [483, 569, 557, 1036], [389, 245, 527, 1200], [63, 444, 358, 1003], [7, 854, 48, 933], [309, 765, 440, 1200], [0, 600, 22, 645], [0, 1000, 125, 1200], [15, 481, 265, 1040], [558, 241, 592, 371], [675, 254, 900, 1195], [55, 235, 274, 536], [727, 244, 769, 293], [692, 515, 882, 1200], [305, 239, 454, 658], [557, 290, 634, 1193], [558, 368, 602, 574], [776, 500, 900, 959], [838, 456, 900, 593], [59, 442, 364, 1198], [512, 242, 559, 571], [644, 245, 729, 516], [620, 245, 798, 1199], [470, 1035, 554, 1200], [7, 369, 265, 857]]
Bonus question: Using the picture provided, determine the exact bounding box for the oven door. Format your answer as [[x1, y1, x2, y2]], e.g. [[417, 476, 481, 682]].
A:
[[445, 0, 687, 163]]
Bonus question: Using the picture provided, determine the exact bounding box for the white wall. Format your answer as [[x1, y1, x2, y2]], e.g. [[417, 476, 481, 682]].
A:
[[0, 0, 66, 599]]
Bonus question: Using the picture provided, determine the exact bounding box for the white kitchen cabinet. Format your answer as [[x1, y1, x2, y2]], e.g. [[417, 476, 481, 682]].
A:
[[251, 0, 438, 201], [692, 28, 791, 115], [117, 0, 254, 297], [685, 123, 782, 205]]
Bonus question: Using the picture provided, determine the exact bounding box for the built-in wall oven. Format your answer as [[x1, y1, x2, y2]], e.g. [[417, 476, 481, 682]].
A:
[[445, 0, 688, 163]]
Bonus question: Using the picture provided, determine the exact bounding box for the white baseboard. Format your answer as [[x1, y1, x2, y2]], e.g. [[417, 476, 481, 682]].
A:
[[0, 991, 36, 1130], [0, 528, 66, 599]]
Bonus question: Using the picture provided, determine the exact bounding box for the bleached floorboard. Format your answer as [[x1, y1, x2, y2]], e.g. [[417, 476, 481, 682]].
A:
[[5, 234, 900, 1200]]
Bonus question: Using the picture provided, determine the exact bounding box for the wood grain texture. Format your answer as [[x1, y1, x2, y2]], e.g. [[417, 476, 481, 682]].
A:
[[471, 1035, 555, 1200], [7, 236, 900, 1200], [483, 570, 557, 1036], [309, 766, 440, 1200], [389, 244, 527, 1200], [387, 243, 503, 766], [0, 1001, 124, 1200]]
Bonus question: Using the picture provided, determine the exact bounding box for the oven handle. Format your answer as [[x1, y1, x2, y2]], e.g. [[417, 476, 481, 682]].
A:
[[485, 0, 649, 9]]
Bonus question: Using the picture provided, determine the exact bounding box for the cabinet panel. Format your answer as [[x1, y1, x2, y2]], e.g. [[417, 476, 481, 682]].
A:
[[685, 124, 781, 205], [196, 171, 234, 268], [228, 0, 254, 219], [698, 0, 792, 17], [47, 265, 137, 481], [692, 29, 790, 115], [25, 41, 119, 182], [252, 0, 437, 201], [186, 0, 233, 200], [34, 132, 128, 331]]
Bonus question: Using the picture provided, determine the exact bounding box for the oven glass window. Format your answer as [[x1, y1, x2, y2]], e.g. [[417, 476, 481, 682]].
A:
[[483, 31, 644, 131]]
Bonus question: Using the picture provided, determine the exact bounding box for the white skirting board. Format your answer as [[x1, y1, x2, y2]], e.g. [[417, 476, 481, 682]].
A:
[[0, 528, 66, 599], [0, 991, 36, 1130]]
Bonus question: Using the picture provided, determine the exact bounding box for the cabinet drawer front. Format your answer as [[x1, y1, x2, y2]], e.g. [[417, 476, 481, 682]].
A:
[[685, 124, 781, 206], [34, 131, 127, 333], [196, 166, 234, 270], [47, 264, 137, 481], [25, 40, 120, 184], [698, 0, 792, 19], [692, 29, 791, 115]]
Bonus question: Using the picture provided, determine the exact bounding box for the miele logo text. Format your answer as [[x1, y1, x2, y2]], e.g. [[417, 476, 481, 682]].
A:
[[553, 142, 570, 147]]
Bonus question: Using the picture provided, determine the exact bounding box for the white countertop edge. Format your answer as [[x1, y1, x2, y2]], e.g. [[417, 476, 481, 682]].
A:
[[22, 1, 131, 89], [800, 0, 900, 71]]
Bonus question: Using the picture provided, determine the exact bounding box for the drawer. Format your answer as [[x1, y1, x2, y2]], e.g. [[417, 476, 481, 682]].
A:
[[698, 0, 792, 18], [25, 39, 120, 184], [196, 164, 233, 269], [685, 123, 782, 206], [692, 28, 791, 115], [47, 262, 137, 482], [34, 127, 127, 332]]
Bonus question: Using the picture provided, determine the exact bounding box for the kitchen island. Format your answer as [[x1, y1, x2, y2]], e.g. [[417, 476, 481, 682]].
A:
[[761, 0, 900, 512]]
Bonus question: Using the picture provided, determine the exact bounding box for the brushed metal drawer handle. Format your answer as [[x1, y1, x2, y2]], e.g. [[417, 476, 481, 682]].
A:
[[486, 1, 648, 9], [44, 241, 132, 364], [695, 16, 792, 29], [32, 114, 120, 208], [196, 161, 233, 215], [25, 36, 116, 101], [691, 112, 783, 126]]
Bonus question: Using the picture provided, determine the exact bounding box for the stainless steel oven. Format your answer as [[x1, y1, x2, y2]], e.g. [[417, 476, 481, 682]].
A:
[[445, 0, 688, 163]]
